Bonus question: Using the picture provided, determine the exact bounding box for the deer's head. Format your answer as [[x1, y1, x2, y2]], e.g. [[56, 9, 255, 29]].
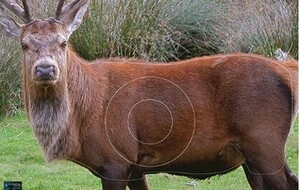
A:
[[0, 0, 90, 86]]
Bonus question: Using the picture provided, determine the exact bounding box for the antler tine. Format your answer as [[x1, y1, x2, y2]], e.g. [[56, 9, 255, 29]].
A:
[[0, 0, 31, 23], [55, 0, 65, 18], [55, 0, 82, 20], [21, 0, 31, 22]]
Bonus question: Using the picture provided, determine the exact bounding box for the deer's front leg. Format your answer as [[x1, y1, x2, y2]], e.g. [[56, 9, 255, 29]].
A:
[[100, 164, 130, 190], [128, 176, 149, 190]]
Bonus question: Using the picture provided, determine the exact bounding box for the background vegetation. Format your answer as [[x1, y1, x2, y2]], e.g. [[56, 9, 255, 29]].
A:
[[0, 0, 297, 116]]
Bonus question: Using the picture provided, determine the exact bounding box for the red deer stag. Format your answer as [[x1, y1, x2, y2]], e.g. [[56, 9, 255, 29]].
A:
[[0, 0, 298, 189]]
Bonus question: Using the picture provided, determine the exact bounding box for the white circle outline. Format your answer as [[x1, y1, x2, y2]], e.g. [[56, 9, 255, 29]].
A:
[[104, 76, 196, 168], [126, 98, 174, 145]]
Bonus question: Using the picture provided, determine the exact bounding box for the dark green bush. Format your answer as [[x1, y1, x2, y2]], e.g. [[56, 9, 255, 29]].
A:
[[71, 0, 224, 61], [164, 0, 224, 59], [71, 0, 177, 61]]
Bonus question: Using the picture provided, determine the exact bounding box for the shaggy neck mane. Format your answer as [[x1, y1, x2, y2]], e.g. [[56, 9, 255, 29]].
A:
[[26, 48, 94, 161]]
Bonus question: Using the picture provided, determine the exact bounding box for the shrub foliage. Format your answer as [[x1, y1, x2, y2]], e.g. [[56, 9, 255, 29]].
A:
[[0, 37, 22, 117], [0, 0, 298, 116]]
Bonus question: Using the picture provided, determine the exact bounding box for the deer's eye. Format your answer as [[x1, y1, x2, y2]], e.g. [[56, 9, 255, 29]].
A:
[[61, 41, 67, 48], [21, 43, 28, 50]]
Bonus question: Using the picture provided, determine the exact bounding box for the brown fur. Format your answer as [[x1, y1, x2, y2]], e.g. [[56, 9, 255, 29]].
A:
[[21, 26, 298, 189]]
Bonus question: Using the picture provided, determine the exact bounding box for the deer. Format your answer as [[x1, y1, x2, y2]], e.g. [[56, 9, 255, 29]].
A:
[[0, 0, 298, 189]]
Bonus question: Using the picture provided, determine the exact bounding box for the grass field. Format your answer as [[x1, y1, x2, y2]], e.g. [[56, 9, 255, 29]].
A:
[[0, 113, 298, 190]]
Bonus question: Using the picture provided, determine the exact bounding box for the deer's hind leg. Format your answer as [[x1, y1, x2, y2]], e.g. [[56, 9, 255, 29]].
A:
[[241, 136, 297, 190]]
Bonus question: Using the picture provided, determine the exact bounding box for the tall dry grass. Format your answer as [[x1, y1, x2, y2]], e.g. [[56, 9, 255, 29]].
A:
[[217, 0, 297, 58], [0, 37, 22, 116]]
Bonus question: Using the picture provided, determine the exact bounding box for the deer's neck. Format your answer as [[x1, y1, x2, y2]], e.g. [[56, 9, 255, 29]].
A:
[[27, 81, 73, 161], [27, 51, 93, 162]]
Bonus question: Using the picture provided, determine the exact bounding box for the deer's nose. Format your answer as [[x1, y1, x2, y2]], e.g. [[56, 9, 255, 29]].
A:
[[35, 65, 55, 80]]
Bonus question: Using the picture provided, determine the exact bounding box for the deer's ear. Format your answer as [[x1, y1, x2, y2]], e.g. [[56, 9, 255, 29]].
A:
[[0, 15, 22, 38], [56, 0, 90, 39]]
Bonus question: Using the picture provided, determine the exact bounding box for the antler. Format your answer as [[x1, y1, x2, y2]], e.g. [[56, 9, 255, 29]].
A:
[[0, 0, 32, 23], [21, 0, 31, 22], [55, 0, 87, 21], [55, 0, 65, 18]]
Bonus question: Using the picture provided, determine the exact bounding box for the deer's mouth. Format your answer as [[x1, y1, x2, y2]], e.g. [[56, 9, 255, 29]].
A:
[[34, 79, 58, 86]]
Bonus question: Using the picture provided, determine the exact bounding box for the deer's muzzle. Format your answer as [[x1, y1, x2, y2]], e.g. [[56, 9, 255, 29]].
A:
[[33, 58, 59, 85], [36, 65, 55, 80]]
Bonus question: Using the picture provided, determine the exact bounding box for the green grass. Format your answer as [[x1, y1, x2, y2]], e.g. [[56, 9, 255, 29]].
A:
[[0, 113, 298, 189]]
